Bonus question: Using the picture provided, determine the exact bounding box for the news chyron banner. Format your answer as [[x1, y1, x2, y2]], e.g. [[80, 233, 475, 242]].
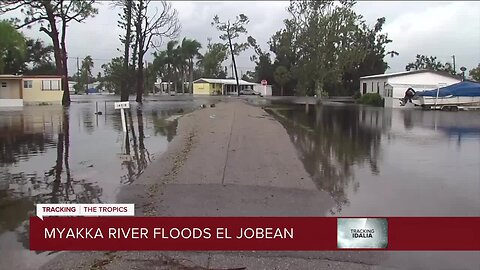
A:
[[31, 204, 480, 251]]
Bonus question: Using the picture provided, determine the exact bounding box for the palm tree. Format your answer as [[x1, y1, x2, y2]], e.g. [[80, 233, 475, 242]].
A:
[[152, 51, 167, 92], [180, 38, 202, 93], [173, 44, 187, 93], [81, 55, 94, 93], [165, 40, 178, 93]]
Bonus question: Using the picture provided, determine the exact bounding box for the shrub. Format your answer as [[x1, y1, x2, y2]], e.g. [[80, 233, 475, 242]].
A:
[[352, 91, 362, 100], [358, 93, 384, 107]]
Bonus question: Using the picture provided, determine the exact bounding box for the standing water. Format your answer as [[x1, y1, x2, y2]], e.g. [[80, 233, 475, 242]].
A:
[[0, 99, 199, 270], [268, 103, 480, 216], [267, 103, 480, 269]]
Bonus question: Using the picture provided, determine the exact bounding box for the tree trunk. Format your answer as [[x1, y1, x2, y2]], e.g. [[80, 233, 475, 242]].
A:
[[189, 60, 194, 93], [61, 47, 70, 105], [121, 1, 132, 101], [60, 9, 70, 106], [181, 67, 185, 94], [136, 52, 144, 103], [281, 85, 284, 96]]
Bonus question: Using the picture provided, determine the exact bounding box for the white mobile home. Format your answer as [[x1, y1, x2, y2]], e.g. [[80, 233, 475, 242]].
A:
[[360, 70, 461, 108]]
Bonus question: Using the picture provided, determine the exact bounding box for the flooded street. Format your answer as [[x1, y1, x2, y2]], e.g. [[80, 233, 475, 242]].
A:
[[1, 98, 479, 270], [0, 97, 202, 270], [269, 104, 480, 217]]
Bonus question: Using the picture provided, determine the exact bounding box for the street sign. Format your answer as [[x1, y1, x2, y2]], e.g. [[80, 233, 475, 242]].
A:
[[114, 102, 130, 109], [261, 80, 268, 86], [114, 101, 130, 132]]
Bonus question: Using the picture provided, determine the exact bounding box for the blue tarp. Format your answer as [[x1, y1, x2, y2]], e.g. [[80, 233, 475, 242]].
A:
[[418, 81, 480, 97]]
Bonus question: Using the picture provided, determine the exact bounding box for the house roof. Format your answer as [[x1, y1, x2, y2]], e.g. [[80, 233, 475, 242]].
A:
[[0, 74, 22, 80], [194, 78, 257, 85], [0, 74, 62, 79], [23, 75, 63, 79], [360, 69, 460, 80]]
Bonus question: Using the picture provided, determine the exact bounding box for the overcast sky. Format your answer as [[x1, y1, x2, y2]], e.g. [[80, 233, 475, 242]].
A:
[[11, 1, 480, 77]]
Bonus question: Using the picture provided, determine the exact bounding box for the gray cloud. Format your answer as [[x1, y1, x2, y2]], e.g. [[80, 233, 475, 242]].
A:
[[8, 1, 480, 76]]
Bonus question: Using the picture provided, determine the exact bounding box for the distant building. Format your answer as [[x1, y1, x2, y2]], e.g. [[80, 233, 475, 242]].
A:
[[0, 75, 64, 107], [68, 81, 77, 94], [193, 78, 257, 95], [360, 70, 461, 108]]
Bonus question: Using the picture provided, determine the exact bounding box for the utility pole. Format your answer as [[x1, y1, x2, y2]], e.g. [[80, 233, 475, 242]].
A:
[[226, 21, 240, 96], [452, 55, 456, 73]]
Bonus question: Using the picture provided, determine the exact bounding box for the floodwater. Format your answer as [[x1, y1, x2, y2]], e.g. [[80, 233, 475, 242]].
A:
[[1, 98, 479, 269], [268, 103, 480, 217], [268, 103, 480, 270], [0, 97, 203, 270]]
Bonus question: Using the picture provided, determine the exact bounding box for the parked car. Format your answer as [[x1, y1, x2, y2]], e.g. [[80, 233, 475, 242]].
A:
[[239, 89, 260, 95]]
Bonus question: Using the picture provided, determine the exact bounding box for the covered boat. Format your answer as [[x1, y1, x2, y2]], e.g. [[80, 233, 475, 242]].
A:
[[412, 81, 480, 110]]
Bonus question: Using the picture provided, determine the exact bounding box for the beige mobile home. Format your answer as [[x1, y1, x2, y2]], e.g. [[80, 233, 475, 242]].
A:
[[0, 75, 64, 107]]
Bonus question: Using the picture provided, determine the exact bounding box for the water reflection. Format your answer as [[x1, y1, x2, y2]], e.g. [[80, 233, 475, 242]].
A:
[[0, 101, 193, 269], [120, 108, 154, 185], [268, 104, 480, 217], [269, 105, 382, 214]]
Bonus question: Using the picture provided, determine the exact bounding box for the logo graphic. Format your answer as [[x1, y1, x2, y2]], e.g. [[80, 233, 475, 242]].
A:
[[337, 218, 388, 249]]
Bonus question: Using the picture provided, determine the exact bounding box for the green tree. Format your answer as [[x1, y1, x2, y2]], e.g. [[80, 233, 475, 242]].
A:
[[24, 38, 56, 75], [80, 55, 94, 93], [212, 14, 250, 95], [173, 42, 186, 93], [469, 64, 480, 82], [113, 0, 134, 101], [180, 38, 202, 93], [152, 50, 168, 81], [2, 36, 56, 75], [274, 66, 291, 96], [285, 0, 366, 97], [340, 17, 397, 96], [101, 57, 125, 94], [165, 40, 179, 93], [197, 40, 228, 78], [268, 21, 300, 95], [0, 0, 98, 106], [406, 54, 456, 75], [247, 36, 274, 84], [0, 21, 26, 73]]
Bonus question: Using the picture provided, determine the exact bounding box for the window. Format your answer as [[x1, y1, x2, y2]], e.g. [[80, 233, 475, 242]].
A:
[[377, 82, 380, 93], [24, 80, 33, 89], [362, 83, 367, 94], [41, 80, 61, 91], [1, 82, 6, 88]]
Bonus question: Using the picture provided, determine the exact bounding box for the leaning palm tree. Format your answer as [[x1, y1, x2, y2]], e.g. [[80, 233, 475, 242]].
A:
[[180, 38, 202, 93]]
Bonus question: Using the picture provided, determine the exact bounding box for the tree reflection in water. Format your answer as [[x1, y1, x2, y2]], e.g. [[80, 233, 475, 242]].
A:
[[0, 108, 103, 252], [120, 108, 151, 184], [269, 105, 382, 214]]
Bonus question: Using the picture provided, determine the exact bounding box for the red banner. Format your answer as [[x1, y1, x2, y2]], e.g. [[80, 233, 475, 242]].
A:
[[29, 217, 480, 251]]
